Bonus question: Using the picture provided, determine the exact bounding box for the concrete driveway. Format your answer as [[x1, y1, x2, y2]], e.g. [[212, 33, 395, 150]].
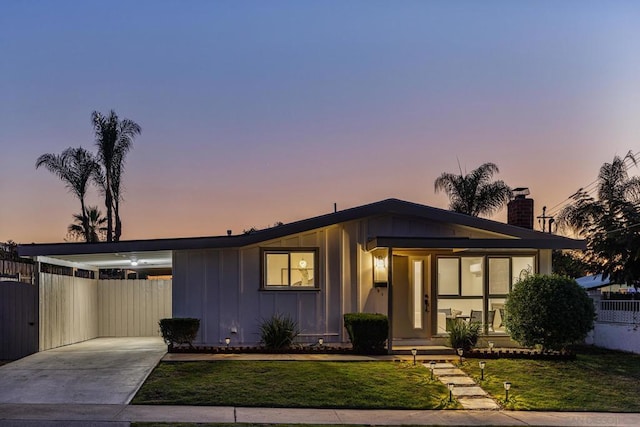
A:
[[0, 337, 166, 404]]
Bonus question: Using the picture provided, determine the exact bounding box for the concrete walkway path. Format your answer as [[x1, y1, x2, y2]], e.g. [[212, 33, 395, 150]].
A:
[[1, 403, 640, 426], [0, 337, 166, 405]]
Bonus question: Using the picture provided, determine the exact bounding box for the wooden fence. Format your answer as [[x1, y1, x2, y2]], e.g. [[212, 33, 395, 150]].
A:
[[0, 281, 38, 360], [98, 279, 172, 337], [0, 259, 35, 284]]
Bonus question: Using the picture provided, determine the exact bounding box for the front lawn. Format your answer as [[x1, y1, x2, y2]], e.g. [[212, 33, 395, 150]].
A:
[[133, 361, 455, 409], [460, 346, 640, 411]]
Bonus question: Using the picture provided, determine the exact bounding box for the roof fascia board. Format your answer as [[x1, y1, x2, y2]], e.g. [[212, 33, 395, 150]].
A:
[[36, 256, 99, 272], [19, 198, 582, 257], [367, 237, 586, 251]]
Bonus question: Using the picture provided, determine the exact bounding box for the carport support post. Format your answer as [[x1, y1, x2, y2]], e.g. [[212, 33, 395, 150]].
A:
[[387, 247, 393, 354]]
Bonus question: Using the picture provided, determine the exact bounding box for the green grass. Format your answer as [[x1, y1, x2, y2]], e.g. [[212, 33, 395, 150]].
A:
[[132, 361, 457, 409], [459, 346, 640, 411]]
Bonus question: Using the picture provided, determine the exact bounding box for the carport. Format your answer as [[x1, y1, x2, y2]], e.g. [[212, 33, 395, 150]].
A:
[[18, 243, 173, 354]]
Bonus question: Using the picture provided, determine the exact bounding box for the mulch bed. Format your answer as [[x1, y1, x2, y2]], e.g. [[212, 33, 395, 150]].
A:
[[466, 348, 576, 360], [168, 345, 356, 354]]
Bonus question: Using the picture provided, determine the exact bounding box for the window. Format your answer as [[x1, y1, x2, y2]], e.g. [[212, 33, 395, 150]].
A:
[[263, 249, 318, 289], [436, 254, 536, 336], [437, 258, 459, 295]]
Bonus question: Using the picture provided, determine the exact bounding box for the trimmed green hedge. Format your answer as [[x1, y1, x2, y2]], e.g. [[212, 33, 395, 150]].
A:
[[159, 318, 200, 348], [344, 313, 388, 354]]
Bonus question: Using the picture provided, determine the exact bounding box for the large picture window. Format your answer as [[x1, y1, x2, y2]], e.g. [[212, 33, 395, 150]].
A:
[[436, 254, 536, 335], [263, 249, 318, 289]]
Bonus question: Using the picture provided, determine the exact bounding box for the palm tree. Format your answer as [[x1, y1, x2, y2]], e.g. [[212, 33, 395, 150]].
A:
[[558, 152, 640, 285], [67, 206, 107, 242], [92, 110, 141, 242], [434, 162, 513, 217], [36, 147, 100, 242]]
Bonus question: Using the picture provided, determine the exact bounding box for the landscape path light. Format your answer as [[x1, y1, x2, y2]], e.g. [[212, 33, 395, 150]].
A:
[[456, 347, 464, 364], [448, 383, 454, 402], [479, 361, 486, 380], [411, 348, 417, 365], [429, 361, 436, 380], [488, 341, 494, 351], [318, 337, 324, 346], [225, 337, 231, 347], [504, 381, 511, 402]]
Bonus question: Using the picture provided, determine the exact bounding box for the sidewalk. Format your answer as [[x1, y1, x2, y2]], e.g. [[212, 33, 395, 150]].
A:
[[1, 404, 640, 426]]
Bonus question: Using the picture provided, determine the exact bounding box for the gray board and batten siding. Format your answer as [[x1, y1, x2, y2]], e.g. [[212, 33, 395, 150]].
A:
[[171, 213, 526, 347]]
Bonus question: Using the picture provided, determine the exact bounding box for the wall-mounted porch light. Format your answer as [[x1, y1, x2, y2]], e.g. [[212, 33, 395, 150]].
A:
[[372, 249, 389, 287]]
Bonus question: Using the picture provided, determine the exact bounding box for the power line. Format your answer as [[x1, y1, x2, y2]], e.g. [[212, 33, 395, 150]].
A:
[[545, 152, 639, 219]]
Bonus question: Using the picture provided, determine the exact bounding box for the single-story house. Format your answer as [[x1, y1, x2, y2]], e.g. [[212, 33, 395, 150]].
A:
[[18, 197, 584, 352]]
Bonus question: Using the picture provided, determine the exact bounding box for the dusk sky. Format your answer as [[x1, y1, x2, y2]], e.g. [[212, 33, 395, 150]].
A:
[[2, 1, 640, 243]]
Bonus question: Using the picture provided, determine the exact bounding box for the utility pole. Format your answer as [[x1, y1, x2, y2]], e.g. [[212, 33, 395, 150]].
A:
[[537, 206, 555, 233]]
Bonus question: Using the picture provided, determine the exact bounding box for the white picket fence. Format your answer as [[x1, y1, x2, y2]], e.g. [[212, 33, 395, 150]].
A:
[[587, 299, 640, 353], [597, 300, 640, 324]]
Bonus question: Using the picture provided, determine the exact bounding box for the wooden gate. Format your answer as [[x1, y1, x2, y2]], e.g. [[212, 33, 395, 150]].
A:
[[0, 280, 38, 360]]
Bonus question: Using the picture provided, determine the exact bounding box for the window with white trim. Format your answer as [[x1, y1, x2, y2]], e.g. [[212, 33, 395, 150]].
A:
[[262, 249, 318, 289]]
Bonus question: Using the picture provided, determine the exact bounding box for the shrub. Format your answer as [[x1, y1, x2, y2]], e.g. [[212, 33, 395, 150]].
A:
[[159, 318, 200, 348], [344, 313, 388, 354], [259, 312, 300, 349], [505, 274, 596, 351], [448, 319, 480, 352]]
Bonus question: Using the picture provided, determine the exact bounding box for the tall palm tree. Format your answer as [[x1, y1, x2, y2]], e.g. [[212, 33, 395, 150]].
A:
[[558, 152, 640, 284], [67, 206, 107, 242], [434, 162, 513, 217], [36, 147, 100, 242], [92, 110, 141, 242]]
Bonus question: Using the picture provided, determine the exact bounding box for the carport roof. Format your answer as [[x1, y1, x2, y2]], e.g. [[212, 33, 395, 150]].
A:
[[19, 198, 584, 268]]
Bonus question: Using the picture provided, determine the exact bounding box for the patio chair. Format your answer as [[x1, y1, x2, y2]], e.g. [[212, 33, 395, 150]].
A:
[[470, 310, 483, 324], [487, 310, 496, 332]]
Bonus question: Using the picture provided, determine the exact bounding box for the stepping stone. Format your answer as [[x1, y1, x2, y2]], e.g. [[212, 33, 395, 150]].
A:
[[457, 397, 500, 410], [451, 386, 488, 397], [433, 368, 466, 376], [438, 376, 476, 385], [422, 362, 454, 369]]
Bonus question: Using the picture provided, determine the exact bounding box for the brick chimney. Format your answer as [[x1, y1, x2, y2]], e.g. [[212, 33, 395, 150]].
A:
[[507, 188, 534, 229]]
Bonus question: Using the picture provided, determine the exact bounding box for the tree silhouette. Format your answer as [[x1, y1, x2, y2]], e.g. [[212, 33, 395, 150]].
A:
[[558, 152, 640, 285], [92, 110, 141, 241], [36, 147, 100, 242], [434, 162, 512, 217]]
